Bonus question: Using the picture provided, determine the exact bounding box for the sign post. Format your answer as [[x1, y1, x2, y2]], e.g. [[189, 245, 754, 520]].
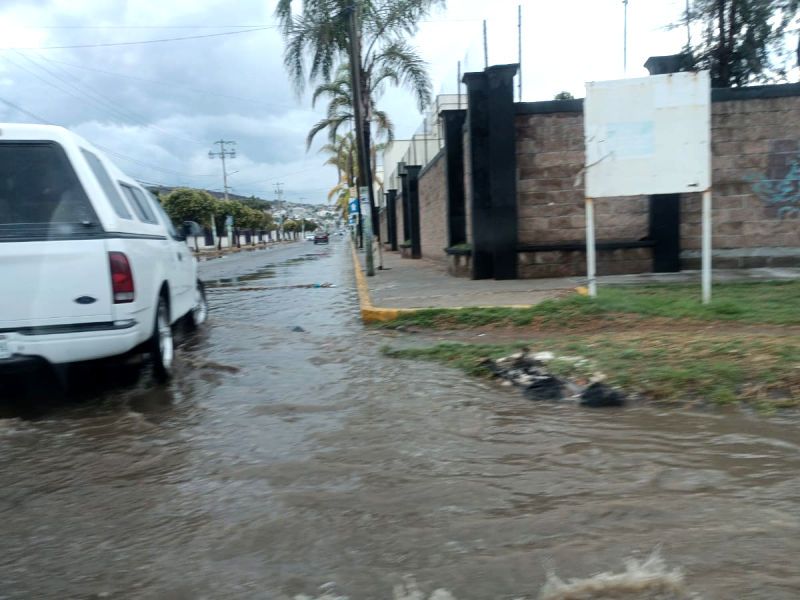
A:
[[702, 190, 712, 304], [584, 70, 712, 302], [360, 186, 374, 276], [585, 197, 597, 297]]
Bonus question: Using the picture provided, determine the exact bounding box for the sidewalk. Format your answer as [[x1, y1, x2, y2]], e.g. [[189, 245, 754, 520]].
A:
[[352, 243, 800, 320]]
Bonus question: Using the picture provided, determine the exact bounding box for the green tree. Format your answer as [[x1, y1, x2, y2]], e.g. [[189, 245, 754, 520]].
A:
[[684, 0, 799, 86], [554, 91, 574, 100], [161, 188, 218, 230]]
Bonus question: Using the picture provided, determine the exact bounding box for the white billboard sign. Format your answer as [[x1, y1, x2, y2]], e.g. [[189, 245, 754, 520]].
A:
[[584, 71, 711, 198]]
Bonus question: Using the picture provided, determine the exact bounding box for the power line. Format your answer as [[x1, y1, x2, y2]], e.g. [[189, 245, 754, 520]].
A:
[[96, 144, 216, 179], [234, 166, 323, 188], [28, 54, 297, 109], [5, 26, 272, 50], [0, 96, 215, 182], [18, 25, 270, 30], [1, 53, 206, 146], [0, 96, 52, 123]]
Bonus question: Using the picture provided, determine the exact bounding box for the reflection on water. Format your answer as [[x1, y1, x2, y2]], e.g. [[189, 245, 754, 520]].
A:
[[1, 241, 799, 600]]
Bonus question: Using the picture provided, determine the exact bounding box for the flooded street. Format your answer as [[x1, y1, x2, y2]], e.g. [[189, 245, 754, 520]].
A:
[[1, 240, 800, 599]]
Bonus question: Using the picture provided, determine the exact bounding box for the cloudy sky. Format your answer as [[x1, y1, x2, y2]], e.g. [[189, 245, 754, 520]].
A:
[[0, 0, 690, 204]]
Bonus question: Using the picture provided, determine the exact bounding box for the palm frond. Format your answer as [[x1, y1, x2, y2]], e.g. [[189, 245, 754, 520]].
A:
[[369, 38, 432, 110], [371, 109, 395, 143]]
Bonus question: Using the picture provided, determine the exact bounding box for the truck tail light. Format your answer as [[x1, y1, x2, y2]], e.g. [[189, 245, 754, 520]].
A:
[[109, 252, 135, 303]]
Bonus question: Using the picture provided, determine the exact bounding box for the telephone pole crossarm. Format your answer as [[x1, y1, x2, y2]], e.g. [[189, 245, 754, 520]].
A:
[[208, 139, 237, 201]]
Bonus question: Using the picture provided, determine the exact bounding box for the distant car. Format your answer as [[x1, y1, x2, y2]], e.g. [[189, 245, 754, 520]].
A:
[[305, 232, 315, 241], [313, 232, 329, 244], [0, 123, 208, 381]]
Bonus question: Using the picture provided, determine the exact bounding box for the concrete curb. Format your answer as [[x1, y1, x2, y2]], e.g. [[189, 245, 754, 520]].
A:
[[350, 243, 418, 324]]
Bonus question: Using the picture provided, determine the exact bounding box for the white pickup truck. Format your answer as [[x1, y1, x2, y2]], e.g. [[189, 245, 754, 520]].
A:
[[0, 123, 208, 381]]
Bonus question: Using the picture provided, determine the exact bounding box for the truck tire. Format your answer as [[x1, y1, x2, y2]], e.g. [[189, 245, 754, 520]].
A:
[[149, 293, 173, 382], [187, 279, 208, 330]]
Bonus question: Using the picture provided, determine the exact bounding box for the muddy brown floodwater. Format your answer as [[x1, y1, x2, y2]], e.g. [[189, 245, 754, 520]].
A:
[[1, 240, 799, 600]]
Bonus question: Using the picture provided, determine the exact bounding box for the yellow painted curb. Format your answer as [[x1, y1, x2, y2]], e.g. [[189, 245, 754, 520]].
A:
[[350, 243, 419, 324], [350, 242, 373, 307]]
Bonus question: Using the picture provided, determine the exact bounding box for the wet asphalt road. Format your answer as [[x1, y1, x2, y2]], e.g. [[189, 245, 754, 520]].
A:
[[2, 239, 800, 599]]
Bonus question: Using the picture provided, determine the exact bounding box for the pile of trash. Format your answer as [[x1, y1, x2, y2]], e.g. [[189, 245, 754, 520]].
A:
[[481, 350, 627, 408]]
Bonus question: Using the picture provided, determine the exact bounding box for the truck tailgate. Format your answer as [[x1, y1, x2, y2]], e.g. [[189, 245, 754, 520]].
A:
[[0, 240, 113, 330]]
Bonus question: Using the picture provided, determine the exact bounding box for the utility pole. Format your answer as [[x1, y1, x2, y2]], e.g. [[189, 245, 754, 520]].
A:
[[517, 4, 522, 101], [483, 20, 488, 68], [208, 140, 236, 201], [685, 0, 691, 49], [299, 197, 307, 238], [274, 182, 284, 241], [346, 3, 375, 276], [623, 0, 629, 73]]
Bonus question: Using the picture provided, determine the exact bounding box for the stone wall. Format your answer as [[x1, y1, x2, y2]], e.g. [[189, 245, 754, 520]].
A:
[[515, 88, 800, 276], [515, 111, 650, 277], [682, 95, 800, 268], [418, 149, 448, 263]]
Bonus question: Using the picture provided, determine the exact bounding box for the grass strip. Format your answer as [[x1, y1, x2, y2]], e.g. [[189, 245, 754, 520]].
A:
[[379, 280, 800, 329]]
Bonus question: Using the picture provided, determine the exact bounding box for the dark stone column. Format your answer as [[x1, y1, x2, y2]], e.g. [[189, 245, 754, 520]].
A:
[[399, 169, 410, 245], [644, 55, 689, 272], [442, 109, 467, 247], [462, 71, 493, 279], [650, 194, 681, 271], [486, 64, 519, 279], [386, 189, 398, 251], [406, 165, 422, 259]]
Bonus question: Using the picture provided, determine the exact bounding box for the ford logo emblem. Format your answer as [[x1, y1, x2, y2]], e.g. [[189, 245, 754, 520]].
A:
[[74, 296, 97, 305]]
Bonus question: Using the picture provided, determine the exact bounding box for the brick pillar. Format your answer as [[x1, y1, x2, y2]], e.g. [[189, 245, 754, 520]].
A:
[[442, 109, 467, 247], [406, 165, 422, 259]]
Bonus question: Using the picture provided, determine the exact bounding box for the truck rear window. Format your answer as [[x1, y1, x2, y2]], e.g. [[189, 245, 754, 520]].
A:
[[0, 141, 99, 227]]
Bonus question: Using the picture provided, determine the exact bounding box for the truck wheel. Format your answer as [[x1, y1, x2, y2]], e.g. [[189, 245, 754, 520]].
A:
[[187, 279, 208, 329], [149, 294, 173, 382]]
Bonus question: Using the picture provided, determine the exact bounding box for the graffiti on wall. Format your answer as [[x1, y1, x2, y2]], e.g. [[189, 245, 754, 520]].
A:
[[746, 140, 800, 219]]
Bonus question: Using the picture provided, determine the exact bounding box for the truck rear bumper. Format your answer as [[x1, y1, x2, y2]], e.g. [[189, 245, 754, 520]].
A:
[[0, 320, 145, 367]]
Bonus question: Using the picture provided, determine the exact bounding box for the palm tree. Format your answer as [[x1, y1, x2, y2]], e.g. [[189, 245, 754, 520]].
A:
[[320, 132, 356, 186], [319, 132, 356, 218], [276, 0, 441, 221], [306, 64, 394, 151]]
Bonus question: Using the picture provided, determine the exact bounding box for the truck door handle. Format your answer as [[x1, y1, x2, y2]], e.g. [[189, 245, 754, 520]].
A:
[[177, 253, 183, 261]]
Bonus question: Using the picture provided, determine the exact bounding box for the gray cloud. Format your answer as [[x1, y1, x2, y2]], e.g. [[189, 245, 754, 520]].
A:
[[0, 0, 689, 203], [0, 0, 342, 203]]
